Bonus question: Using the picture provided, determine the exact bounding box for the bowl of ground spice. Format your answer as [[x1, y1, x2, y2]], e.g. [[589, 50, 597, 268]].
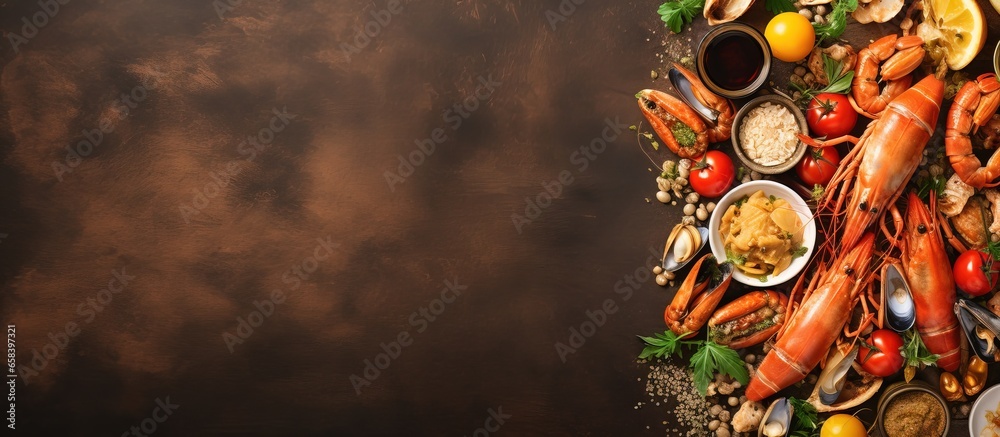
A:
[[876, 381, 949, 437]]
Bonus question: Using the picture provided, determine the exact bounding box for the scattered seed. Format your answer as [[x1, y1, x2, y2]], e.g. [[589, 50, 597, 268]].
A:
[[728, 396, 739, 407], [656, 190, 672, 204], [651, 70, 659, 80], [710, 405, 723, 416], [656, 274, 668, 286], [803, 72, 816, 87], [683, 203, 696, 216]]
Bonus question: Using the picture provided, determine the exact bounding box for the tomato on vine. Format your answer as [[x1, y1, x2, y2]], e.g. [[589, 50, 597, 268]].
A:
[[857, 329, 905, 377], [954, 249, 999, 296], [796, 146, 841, 187], [689, 151, 735, 198], [806, 93, 858, 139]]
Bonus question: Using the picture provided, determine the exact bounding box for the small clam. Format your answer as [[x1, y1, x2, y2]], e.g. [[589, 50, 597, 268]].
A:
[[816, 345, 859, 405], [955, 298, 1000, 363], [758, 397, 792, 437], [662, 223, 709, 272], [881, 263, 915, 332], [963, 355, 988, 396]]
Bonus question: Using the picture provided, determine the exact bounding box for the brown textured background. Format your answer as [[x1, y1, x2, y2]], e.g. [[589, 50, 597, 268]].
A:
[[0, 0, 677, 435], [2, 0, 998, 435]]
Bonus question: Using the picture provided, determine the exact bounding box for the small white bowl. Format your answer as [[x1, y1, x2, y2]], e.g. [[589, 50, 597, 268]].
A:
[[970, 384, 1000, 436], [708, 180, 816, 286]]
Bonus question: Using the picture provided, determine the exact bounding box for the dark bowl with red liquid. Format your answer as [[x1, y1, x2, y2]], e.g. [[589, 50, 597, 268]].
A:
[[695, 22, 771, 99]]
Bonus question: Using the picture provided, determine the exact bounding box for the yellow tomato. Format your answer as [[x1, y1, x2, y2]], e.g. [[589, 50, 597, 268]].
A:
[[764, 12, 815, 62], [820, 414, 868, 437]]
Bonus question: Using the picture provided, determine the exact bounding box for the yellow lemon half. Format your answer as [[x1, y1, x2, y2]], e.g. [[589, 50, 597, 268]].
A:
[[923, 0, 986, 70]]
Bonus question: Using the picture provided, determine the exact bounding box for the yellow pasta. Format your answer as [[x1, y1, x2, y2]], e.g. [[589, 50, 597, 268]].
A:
[[720, 190, 805, 277]]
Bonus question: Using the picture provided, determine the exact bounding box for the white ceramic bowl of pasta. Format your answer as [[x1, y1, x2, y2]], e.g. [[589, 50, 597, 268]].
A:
[[708, 180, 816, 286], [970, 384, 1000, 436]]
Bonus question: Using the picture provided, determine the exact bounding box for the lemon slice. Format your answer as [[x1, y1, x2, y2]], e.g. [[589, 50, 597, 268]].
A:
[[922, 0, 987, 70]]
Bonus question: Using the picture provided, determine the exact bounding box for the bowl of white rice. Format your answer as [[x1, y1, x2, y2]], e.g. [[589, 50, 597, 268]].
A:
[[731, 95, 808, 174]]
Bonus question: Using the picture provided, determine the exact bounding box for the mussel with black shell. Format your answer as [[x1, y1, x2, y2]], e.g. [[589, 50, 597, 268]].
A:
[[955, 298, 1000, 363]]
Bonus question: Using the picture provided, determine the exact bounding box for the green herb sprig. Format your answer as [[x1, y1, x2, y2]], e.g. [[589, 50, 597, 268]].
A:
[[788, 397, 821, 437], [792, 55, 854, 106], [901, 329, 939, 382], [638, 330, 749, 396], [657, 0, 705, 34], [813, 0, 858, 43], [764, 0, 796, 15]]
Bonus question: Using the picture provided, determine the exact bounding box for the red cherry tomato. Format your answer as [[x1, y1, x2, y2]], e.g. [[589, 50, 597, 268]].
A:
[[954, 250, 998, 297], [806, 93, 858, 139], [689, 150, 735, 198], [795, 146, 841, 187], [857, 329, 905, 377]]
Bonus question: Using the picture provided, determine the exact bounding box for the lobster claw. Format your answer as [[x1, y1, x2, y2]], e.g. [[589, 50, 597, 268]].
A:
[[708, 290, 788, 349], [665, 254, 734, 338]]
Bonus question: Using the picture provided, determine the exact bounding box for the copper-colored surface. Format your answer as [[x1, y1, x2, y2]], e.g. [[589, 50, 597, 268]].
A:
[[2, 0, 999, 435]]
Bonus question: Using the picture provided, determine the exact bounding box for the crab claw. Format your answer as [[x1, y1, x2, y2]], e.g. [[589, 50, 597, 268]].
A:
[[665, 254, 735, 337]]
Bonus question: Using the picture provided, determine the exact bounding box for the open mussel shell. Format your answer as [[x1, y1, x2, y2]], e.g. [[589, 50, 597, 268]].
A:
[[667, 67, 719, 123], [758, 397, 792, 437], [662, 224, 709, 272], [955, 298, 1000, 363], [817, 345, 860, 406], [881, 263, 915, 332]]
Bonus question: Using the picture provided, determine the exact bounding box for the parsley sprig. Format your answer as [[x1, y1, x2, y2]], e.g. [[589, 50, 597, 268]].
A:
[[657, 0, 705, 34], [792, 55, 854, 106], [901, 329, 939, 382], [813, 0, 858, 43], [788, 397, 821, 437], [638, 330, 749, 396]]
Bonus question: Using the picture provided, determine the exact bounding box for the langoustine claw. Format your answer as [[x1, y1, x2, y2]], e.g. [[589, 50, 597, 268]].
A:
[[946, 73, 1000, 188], [850, 34, 925, 119], [664, 255, 734, 337]]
